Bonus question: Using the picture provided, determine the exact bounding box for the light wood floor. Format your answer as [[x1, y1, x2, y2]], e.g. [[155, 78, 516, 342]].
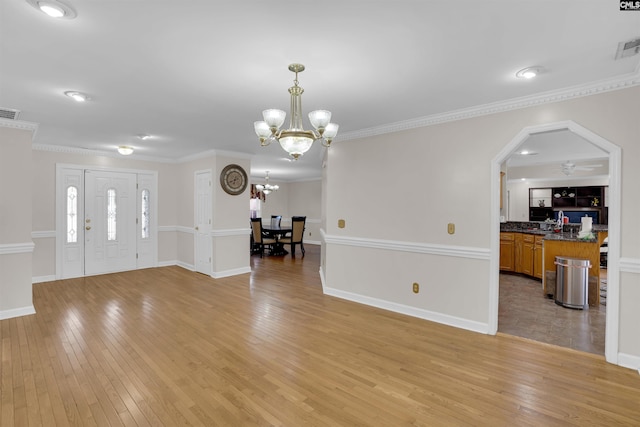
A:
[[2, 246, 640, 426]]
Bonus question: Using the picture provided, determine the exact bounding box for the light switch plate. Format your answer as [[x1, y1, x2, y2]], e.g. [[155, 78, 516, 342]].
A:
[[338, 219, 345, 228], [447, 223, 455, 234]]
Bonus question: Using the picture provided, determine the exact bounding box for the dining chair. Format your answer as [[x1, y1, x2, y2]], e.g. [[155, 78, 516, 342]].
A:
[[279, 216, 306, 257], [270, 215, 282, 228], [250, 218, 276, 257]]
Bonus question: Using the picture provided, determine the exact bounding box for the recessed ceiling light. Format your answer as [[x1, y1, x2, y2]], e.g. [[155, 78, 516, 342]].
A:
[[521, 178, 526, 181], [516, 66, 542, 79], [117, 146, 134, 155], [64, 91, 88, 102], [26, 0, 77, 19]]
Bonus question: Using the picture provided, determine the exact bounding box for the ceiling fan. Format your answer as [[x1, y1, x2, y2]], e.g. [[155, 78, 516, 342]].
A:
[[560, 160, 603, 176]]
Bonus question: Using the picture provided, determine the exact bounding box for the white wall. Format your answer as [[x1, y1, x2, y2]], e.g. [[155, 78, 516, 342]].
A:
[[324, 86, 640, 366], [0, 123, 36, 319]]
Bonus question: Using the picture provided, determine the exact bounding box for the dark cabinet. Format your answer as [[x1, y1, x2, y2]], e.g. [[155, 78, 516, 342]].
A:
[[529, 186, 607, 224], [551, 186, 603, 208]]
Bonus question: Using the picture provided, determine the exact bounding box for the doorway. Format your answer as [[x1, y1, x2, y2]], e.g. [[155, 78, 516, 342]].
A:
[[56, 165, 158, 279], [490, 120, 621, 364]]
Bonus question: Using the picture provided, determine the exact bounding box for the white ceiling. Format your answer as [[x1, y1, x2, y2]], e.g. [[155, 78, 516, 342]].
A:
[[2, 1, 639, 181]]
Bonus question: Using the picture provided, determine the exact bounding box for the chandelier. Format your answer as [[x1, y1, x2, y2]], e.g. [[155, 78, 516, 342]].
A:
[[255, 171, 279, 195], [254, 64, 339, 160]]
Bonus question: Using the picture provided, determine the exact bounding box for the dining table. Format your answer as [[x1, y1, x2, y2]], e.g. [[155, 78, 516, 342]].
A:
[[262, 225, 292, 256]]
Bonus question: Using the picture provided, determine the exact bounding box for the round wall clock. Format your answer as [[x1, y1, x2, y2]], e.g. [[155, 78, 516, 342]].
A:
[[220, 164, 248, 195]]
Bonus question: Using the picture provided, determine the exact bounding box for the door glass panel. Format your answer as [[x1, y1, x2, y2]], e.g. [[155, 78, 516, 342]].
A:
[[66, 186, 78, 243], [141, 189, 150, 239], [107, 188, 117, 241]]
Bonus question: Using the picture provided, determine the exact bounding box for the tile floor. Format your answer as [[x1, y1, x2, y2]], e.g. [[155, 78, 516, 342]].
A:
[[498, 272, 606, 355]]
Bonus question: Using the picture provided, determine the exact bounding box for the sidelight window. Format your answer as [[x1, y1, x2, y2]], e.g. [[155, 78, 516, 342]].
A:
[[141, 189, 150, 239], [107, 188, 117, 241], [66, 186, 78, 243]]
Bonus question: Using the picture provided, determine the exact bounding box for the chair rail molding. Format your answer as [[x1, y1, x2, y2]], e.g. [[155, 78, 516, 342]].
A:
[[0, 242, 35, 255], [322, 232, 490, 261]]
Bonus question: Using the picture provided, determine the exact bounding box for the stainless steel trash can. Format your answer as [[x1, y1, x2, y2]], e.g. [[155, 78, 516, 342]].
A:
[[554, 256, 591, 309]]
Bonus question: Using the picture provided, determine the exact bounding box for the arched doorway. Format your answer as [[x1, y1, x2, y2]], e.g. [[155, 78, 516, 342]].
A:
[[490, 120, 621, 364]]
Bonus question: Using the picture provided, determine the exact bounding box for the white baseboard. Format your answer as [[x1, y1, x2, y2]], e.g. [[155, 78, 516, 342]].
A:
[[618, 353, 640, 373], [176, 261, 195, 271], [323, 286, 489, 334], [157, 260, 178, 267], [211, 266, 251, 279], [0, 305, 36, 320], [33, 275, 56, 284]]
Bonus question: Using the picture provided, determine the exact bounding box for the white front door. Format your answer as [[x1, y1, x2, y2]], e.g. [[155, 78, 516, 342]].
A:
[[84, 170, 137, 275], [194, 170, 212, 275]]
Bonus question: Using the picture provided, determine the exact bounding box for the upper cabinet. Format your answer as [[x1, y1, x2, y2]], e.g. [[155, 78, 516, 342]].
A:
[[551, 186, 603, 208], [529, 188, 552, 208], [528, 185, 608, 224]]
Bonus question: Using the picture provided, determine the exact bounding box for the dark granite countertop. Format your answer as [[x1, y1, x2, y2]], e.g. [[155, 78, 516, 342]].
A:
[[500, 221, 607, 243]]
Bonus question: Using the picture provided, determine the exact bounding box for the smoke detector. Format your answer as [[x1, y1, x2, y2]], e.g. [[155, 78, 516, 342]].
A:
[[615, 37, 640, 60]]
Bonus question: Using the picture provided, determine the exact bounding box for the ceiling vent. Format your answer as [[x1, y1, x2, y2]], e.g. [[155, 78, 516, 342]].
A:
[[0, 108, 20, 120], [615, 37, 640, 60]]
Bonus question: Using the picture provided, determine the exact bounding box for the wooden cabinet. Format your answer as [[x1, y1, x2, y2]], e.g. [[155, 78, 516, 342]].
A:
[[533, 235, 544, 279], [515, 233, 534, 275], [501, 232, 542, 279], [522, 234, 535, 276], [499, 233, 515, 272]]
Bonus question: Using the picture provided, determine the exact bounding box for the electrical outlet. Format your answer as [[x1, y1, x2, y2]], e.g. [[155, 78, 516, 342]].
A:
[[338, 219, 345, 228], [447, 223, 455, 234], [412, 282, 420, 293]]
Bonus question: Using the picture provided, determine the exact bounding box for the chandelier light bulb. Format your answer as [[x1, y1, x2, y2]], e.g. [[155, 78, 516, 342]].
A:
[[308, 110, 331, 131]]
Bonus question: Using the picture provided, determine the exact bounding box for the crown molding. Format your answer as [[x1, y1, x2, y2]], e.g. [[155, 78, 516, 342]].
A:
[[175, 148, 253, 164], [0, 118, 39, 134], [338, 71, 640, 142], [32, 143, 177, 163]]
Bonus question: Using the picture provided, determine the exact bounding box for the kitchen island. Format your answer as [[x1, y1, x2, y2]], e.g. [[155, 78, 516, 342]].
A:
[[500, 222, 607, 307], [542, 229, 607, 307]]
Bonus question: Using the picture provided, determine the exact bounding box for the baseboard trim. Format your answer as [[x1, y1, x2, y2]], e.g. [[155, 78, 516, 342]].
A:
[[323, 286, 489, 334], [0, 305, 36, 320], [617, 353, 640, 373], [33, 275, 56, 284], [211, 266, 251, 279], [176, 261, 195, 271]]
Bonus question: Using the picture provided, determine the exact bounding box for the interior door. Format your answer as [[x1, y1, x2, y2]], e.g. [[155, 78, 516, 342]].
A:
[[84, 170, 137, 275], [194, 170, 212, 274]]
